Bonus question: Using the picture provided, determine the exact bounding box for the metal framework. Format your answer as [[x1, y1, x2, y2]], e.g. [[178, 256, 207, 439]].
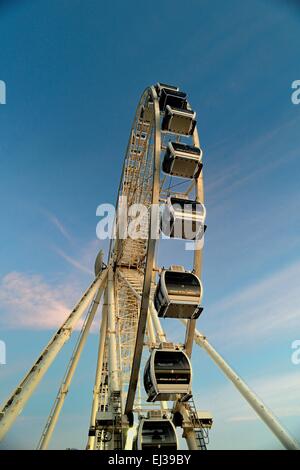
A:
[[0, 83, 299, 451]]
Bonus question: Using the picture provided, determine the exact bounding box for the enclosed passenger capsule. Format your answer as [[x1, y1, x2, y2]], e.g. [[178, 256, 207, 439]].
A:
[[159, 90, 187, 112], [133, 418, 178, 450], [161, 196, 206, 241], [154, 267, 203, 319], [144, 346, 192, 402], [155, 82, 179, 95], [162, 142, 202, 179], [162, 106, 196, 136]]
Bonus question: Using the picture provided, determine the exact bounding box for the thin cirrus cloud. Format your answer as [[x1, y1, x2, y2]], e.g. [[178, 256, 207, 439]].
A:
[[0, 271, 101, 331], [206, 115, 300, 210], [0, 238, 103, 330], [53, 246, 94, 275], [194, 369, 300, 450], [205, 258, 300, 346], [42, 209, 73, 243], [42, 209, 99, 275], [199, 369, 300, 424], [0, 229, 102, 330], [0, 271, 70, 330]]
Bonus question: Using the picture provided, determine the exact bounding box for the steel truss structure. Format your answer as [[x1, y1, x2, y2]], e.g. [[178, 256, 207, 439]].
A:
[[0, 84, 299, 451]]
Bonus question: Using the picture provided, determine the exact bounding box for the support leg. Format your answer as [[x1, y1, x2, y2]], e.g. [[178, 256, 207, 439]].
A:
[[184, 320, 300, 450], [0, 270, 108, 442]]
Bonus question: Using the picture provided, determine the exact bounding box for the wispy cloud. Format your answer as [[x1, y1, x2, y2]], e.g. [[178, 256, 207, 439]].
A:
[[0, 237, 105, 330], [206, 115, 300, 210], [53, 246, 94, 275], [0, 271, 102, 331], [230, 371, 300, 423], [206, 259, 300, 345], [193, 368, 300, 449], [42, 209, 73, 242], [0, 272, 70, 329], [198, 369, 300, 425]]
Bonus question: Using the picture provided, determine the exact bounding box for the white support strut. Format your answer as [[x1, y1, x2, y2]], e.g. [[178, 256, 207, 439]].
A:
[[37, 282, 106, 450], [86, 288, 108, 450], [107, 268, 120, 393], [0, 269, 108, 442], [181, 320, 300, 451]]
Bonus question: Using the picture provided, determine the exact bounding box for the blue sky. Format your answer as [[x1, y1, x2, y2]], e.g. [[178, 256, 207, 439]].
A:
[[0, 0, 300, 450]]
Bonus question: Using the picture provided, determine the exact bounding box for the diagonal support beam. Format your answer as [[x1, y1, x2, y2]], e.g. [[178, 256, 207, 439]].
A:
[[37, 281, 106, 450], [86, 288, 108, 450], [181, 319, 300, 450], [0, 269, 108, 441]]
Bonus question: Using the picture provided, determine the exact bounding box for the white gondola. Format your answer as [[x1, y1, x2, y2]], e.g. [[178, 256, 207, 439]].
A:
[[144, 346, 192, 402], [162, 141, 202, 179], [162, 105, 196, 135], [133, 417, 178, 450], [154, 267, 203, 319], [161, 196, 206, 241], [155, 82, 179, 95], [155, 83, 187, 112]]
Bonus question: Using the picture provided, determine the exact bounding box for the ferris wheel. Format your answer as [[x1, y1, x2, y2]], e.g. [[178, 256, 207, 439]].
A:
[[0, 84, 298, 451]]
